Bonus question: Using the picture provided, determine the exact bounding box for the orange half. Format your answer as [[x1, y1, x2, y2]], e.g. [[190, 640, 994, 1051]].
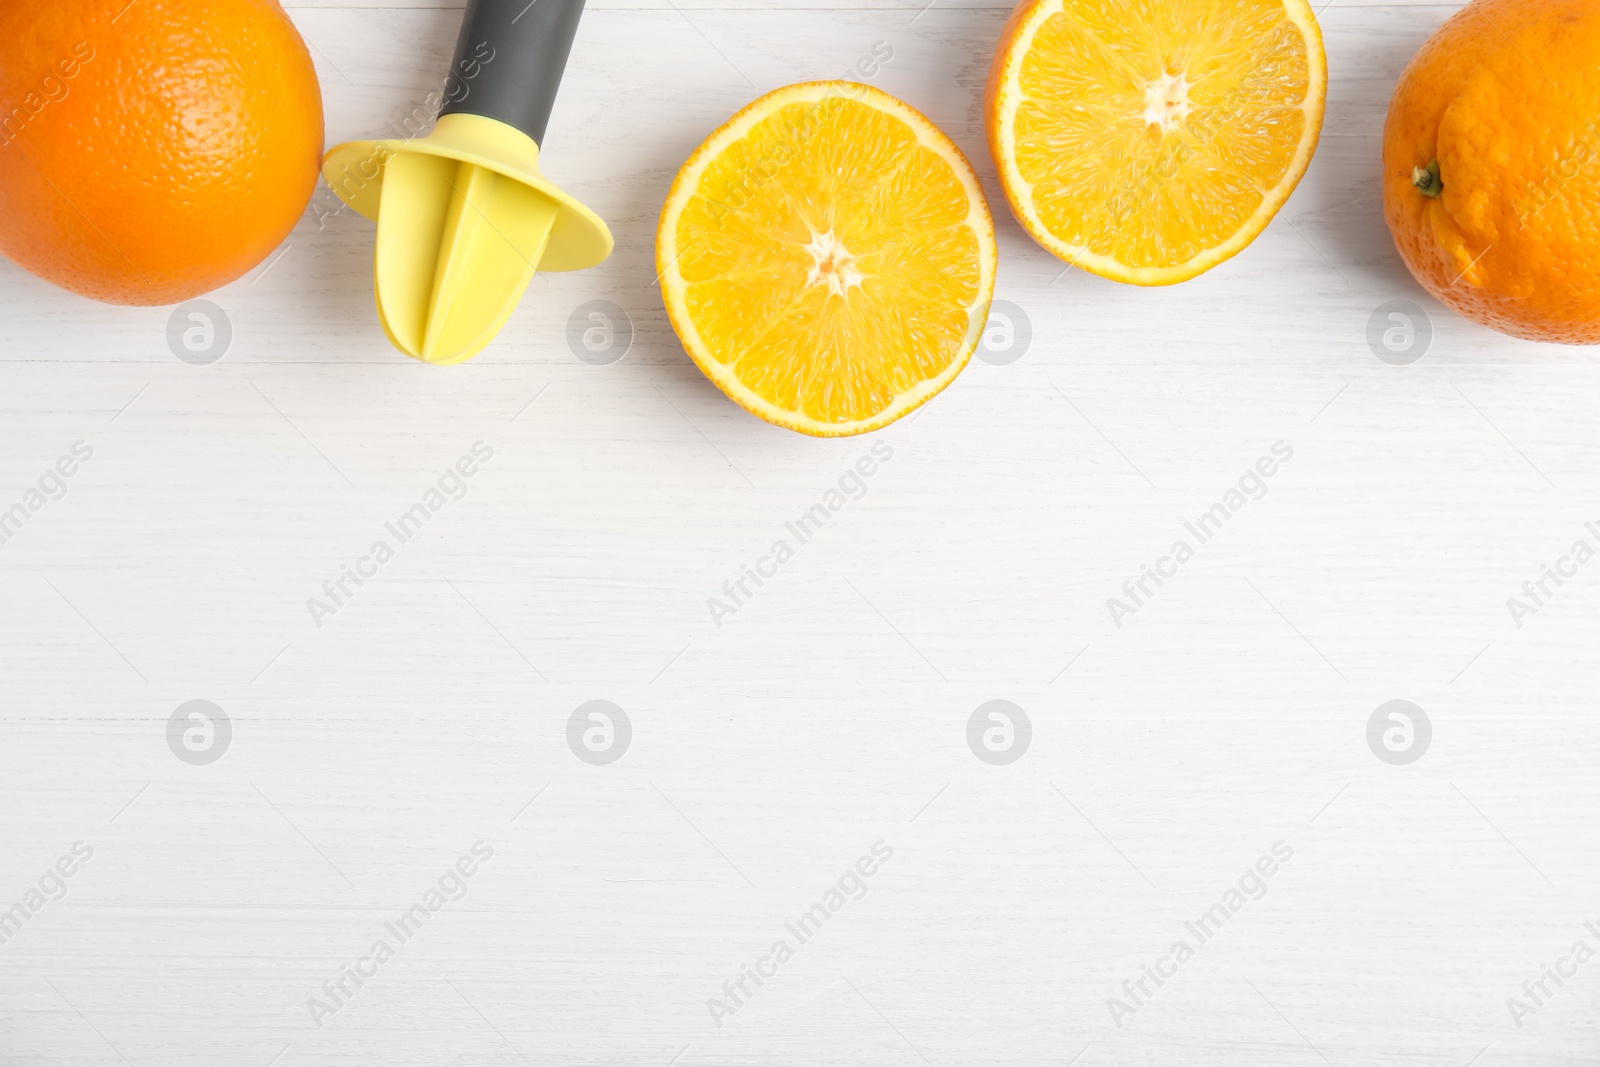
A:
[[986, 0, 1326, 284], [659, 82, 997, 437]]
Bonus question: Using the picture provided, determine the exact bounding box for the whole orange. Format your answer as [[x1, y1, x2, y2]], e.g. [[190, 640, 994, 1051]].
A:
[[1383, 0, 1600, 343], [0, 0, 323, 306]]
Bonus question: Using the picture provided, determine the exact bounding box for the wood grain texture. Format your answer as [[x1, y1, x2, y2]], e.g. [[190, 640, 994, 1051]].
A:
[[1, 3, 1596, 1067]]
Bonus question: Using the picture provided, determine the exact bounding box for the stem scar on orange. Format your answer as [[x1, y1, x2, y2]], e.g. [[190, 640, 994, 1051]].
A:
[[1383, 0, 1600, 343], [0, 0, 324, 306], [985, 0, 1327, 285]]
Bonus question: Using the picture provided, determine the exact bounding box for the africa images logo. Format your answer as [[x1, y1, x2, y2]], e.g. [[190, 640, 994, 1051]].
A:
[[1106, 442, 1293, 627], [306, 442, 494, 628], [0, 841, 94, 949], [0, 441, 94, 548], [1503, 520, 1600, 628], [1506, 921, 1600, 1028], [305, 840, 494, 1027], [706, 442, 893, 628], [705, 840, 894, 1028], [1106, 841, 1294, 1027]]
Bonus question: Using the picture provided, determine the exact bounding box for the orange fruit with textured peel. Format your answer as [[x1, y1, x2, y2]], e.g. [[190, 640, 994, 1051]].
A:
[[985, 0, 1326, 284], [1384, 0, 1600, 343], [0, 0, 323, 305], [658, 82, 996, 437]]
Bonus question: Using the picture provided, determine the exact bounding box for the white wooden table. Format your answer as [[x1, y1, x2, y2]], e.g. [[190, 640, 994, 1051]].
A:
[[3, 1, 1597, 1064]]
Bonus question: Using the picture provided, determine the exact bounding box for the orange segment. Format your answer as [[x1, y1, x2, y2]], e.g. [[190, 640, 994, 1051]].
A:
[[658, 82, 997, 437], [985, 0, 1326, 284]]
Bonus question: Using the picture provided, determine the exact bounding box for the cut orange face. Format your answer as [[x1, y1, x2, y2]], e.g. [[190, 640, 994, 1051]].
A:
[[985, 0, 1326, 284], [658, 82, 997, 437]]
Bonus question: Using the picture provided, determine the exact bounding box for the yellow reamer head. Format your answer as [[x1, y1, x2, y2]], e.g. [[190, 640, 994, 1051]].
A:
[[321, 112, 612, 365]]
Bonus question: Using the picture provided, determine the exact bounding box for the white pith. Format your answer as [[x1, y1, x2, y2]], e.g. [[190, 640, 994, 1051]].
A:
[[803, 228, 865, 298]]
